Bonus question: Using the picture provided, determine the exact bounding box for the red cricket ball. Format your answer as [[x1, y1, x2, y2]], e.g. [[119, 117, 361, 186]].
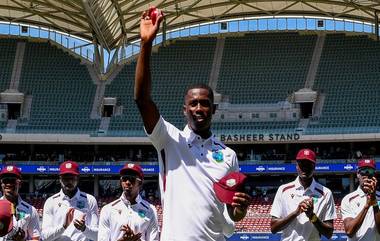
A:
[[149, 7, 159, 25]]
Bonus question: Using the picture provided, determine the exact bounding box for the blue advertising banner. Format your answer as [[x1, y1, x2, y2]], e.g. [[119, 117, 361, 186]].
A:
[[0, 163, 376, 175], [0, 164, 159, 175], [227, 233, 348, 241], [238, 163, 360, 173]]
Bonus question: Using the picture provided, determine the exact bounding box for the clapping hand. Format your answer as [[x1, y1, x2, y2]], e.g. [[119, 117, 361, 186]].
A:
[[117, 224, 142, 241]]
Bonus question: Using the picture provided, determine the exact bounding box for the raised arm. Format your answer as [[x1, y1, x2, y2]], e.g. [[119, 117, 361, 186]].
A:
[[134, 7, 164, 134]]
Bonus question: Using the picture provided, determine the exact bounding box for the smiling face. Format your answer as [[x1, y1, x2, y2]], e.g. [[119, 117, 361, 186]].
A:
[[0, 175, 21, 201], [183, 87, 215, 135]]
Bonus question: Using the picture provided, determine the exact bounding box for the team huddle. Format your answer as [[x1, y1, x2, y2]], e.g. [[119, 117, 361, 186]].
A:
[[0, 7, 379, 241]]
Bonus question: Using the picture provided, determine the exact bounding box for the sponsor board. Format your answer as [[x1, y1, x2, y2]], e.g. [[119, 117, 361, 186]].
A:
[[227, 233, 347, 241], [1, 163, 377, 175]]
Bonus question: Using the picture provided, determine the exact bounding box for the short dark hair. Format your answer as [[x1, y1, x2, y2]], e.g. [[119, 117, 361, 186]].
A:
[[184, 83, 214, 103]]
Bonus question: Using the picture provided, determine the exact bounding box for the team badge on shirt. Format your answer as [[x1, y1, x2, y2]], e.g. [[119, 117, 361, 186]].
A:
[[212, 151, 224, 163], [77, 200, 85, 209], [17, 210, 26, 220], [138, 209, 146, 218]]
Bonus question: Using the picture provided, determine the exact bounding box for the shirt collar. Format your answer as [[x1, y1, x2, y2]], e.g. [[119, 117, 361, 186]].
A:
[[356, 186, 366, 197], [183, 124, 216, 145], [60, 188, 81, 201], [294, 176, 317, 194], [120, 193, 142, 206]]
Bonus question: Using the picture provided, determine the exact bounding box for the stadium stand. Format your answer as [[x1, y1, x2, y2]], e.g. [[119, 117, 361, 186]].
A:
[[0, 1, 379, 240], [1, 34, 379, 136], [216, 33, 316, 104], [0, 119, 7, 130], [105, 37, 217, 136], [16, 41, 100, 133], [102, 60, 143, 136], [0, 39, 17, 91], [307, 34, 380, 134]]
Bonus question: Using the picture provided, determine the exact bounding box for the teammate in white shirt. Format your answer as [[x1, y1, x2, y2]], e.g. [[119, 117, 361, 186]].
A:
[[270, 149, 336, 241], [0, 165, 40, 241], [98, 163, 159, 241], [341, 159, 380, 240], [41, 160, 98, 241], [134, 7, 251, 241]]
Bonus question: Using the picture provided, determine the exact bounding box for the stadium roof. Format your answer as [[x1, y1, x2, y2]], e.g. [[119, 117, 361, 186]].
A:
[[1, 0, 380, 50]]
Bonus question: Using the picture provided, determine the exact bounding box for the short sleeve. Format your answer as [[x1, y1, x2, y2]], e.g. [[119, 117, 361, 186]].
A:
[[341, 195, 355, 220], [270, 187, 283, 218], [320, 190, 337, 221], [145, 116, 179, 151], [230, 152, 239, 172]]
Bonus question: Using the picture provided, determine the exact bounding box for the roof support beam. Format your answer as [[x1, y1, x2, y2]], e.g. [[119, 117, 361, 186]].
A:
[[82, 0, 111, 50], [2, 0, 380, 52], [110, 0, 127, 37]]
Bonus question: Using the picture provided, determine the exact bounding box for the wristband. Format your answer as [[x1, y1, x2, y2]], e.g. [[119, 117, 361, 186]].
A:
[[310, 214, 318, 223]]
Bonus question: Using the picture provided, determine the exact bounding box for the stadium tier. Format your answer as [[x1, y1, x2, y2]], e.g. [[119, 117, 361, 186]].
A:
[[103, 60, 142, 136], [1, 2, 379, 241], [0, 120, 7, 129], [307, 34, 380, 134], [16, 41, 100, 133], [0, 39, 17, 91], [0, 34, 380, 135], [216, 33, 316, 104], [105, 37, 216, 136]]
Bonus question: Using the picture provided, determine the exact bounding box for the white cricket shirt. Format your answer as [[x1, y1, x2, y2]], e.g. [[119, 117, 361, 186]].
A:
[[147, 116, 239, 241], [98, 194, 159, 241], [341, 187, 380, 241], [270, 177, 337, 241], [41, 189, 98, 241]]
